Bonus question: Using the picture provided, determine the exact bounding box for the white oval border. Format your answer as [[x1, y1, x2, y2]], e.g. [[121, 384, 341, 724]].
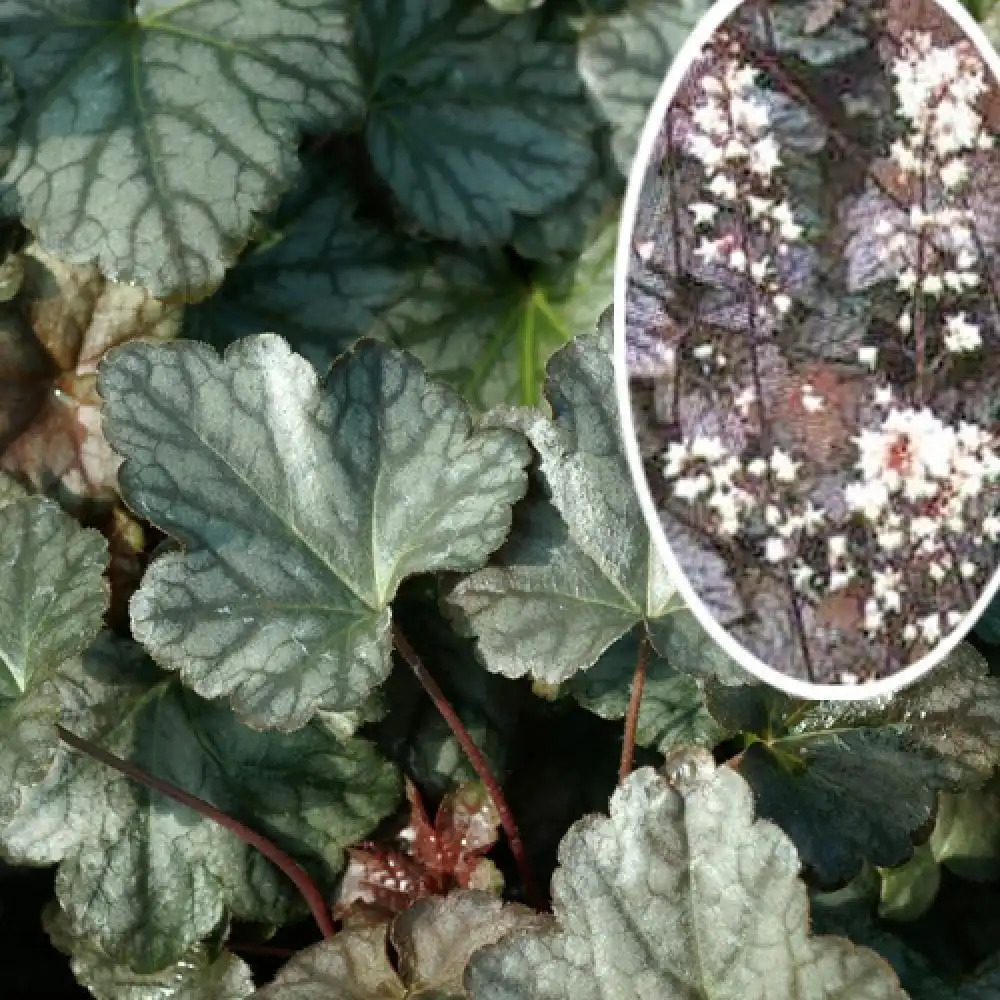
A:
[[614, 0, 1000, 700]]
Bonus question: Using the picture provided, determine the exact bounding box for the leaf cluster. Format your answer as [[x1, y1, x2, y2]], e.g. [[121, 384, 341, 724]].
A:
[[0, 2, 1000, 1000]]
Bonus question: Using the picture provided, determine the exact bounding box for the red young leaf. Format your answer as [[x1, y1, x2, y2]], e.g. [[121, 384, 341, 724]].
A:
[[334, 778, 502, 921]]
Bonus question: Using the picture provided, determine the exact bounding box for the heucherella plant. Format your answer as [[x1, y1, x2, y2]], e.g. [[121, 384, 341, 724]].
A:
[[625, 0, 1000, 687], [3, 0, 1000, 998]]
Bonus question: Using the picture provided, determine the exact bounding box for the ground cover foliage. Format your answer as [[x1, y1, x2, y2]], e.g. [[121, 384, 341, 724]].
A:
[[0, 0, 1000, 998]]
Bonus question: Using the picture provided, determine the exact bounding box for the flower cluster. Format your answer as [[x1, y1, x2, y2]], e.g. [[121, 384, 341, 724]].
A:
[[685, 42, 804, 326], [639, 22, 1000, 682], [844, 399, 1000, 637], [866, 32, 991, 355]]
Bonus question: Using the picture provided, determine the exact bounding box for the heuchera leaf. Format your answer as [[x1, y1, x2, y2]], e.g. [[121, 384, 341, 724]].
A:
[[1, 632, 401, 972], [358, 0, 595, 246], [371, 219, 617, 410], [99, 335, 531, 730], [467, 757, 907, 1000], [0, 0, 362, 299], [707, 644, 1000, 886], [185, 175, 420, 370], [446, 325, 742, 686], [579, 0, 712, 173], [0, 495, 109, 825], [44, 902, 254, 1000], [253, 890, 543, 1000]]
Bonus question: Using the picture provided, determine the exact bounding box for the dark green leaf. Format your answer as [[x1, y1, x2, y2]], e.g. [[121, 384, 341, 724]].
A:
[[447, 326, 742, 686], [372, 219, 616, 409], [0, 0, 361, 298], [185, 177, 419, 369], [930, 776, 1000, 883], [877, 843, 941, 922], [99, 335, 530, 730], [359, 0, 595, 244], [708, 645, 1000, 886], [564, 625, 724, 753]]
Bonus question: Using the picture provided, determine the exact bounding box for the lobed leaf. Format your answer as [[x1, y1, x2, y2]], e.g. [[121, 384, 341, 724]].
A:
[[358, 0, 595, 245], [708, 644, 1000, 886], [371, 218, 616, 410], [564, 625, 725, 753], [447, 326, 742, 686], [0, 0, 362, 298], [1, 633, 401, 972], [0, 496, 109, 825], [100, 335, 530, 730], [467, 758, 907, 1000]]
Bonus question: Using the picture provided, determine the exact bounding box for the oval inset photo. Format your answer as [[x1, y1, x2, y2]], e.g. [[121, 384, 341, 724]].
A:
[[616, 0, 1000, 696]]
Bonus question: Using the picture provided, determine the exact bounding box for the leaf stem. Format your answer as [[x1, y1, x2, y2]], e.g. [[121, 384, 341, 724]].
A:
[[390, 624, 540, 908], [618, 633, 650, 784], [55, 724, 336, 940]]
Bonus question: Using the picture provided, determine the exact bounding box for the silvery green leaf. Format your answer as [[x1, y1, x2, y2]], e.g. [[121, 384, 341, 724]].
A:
[[468, 763, 907, 1000], [3, 633, 400, 972], [99, 335, 530, 729], [0, 0, 362, 298]]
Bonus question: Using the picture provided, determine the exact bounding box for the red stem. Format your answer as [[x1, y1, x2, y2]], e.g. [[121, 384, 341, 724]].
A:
[[391, 625, 540, 908], [55, 724, 335, 940], [619, 634, 650, 784]]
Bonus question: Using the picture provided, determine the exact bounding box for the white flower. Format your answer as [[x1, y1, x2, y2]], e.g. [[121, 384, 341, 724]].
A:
[[728, 249, 747, 272], [770, 448, 799, 482], [829, 568, 854, 590], [750, 136, 781, 175], [690, 435, 727, 462], [693, 343, 714, 360], [636, 240, 655, 261], [708, 174, 737, 200], [689, 202, 719, 227], [922, 274, 943, 296], [747, 457, 768, 477], [694, 238, 723, 264], [801, 383, 824, 412], [944, 312, 982, 353], [764, 537, 787, 562], [829, 535, 848, 560], [858, 346, 878, 369], [663, 442, 688, 477], [675, 476, 709, 501], [919, 613, 943, 643], [898, 310, 912, 334], [773, 293, 792, 315], [792, 562, 814, 589], [941, 158, 968, 188]]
